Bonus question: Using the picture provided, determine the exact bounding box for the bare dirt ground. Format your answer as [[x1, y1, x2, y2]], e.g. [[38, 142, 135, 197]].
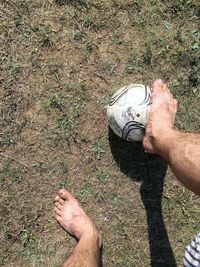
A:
[[0, 1, 200, 266]]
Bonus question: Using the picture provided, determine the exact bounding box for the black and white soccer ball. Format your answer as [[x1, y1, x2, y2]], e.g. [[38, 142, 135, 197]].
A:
[[107, 84, 152, 142]]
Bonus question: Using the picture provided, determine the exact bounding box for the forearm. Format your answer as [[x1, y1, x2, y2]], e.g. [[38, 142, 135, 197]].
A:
[[155, 130, 200, 195]]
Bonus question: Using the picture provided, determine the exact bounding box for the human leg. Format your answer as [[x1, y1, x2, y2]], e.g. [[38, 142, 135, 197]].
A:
[[143, 79, 200, 195], [54, 189, 102, 267]]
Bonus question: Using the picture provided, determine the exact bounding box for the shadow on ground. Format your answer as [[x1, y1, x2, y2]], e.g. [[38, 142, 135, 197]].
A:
[[108, 127, 177, 267]]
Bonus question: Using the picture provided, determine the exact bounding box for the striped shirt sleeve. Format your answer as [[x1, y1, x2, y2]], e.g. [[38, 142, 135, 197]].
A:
[[184, 233, 200, 267]]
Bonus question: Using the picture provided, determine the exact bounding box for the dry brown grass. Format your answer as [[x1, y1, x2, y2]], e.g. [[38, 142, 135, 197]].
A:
[[0, 0, 200, 266]]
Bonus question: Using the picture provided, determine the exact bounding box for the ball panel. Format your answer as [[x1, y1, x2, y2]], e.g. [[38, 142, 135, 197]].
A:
[[122, 121, 145, 142], [107, 83, 152, 142], [109, 85, 129, 106], [107, 115, 122, 138], [127, 129, 145, 142]]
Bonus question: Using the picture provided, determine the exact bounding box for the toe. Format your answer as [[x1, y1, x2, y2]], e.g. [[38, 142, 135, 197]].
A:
[[54, 207, 62, 216], [54, 195, 59, 202], [59, 189, 75, 201], [54, 202, 62, 210], [54, 195, 64, 205], [153, 79, 163, 92], [58, 198, 65, 205]]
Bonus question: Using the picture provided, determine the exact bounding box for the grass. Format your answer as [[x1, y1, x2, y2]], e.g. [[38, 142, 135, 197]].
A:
[[0, 0, 199, 266], [93, 141, 105, 160]]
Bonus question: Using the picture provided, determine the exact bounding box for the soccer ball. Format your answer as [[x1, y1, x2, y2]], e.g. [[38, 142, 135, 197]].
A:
[[107, 84, 152, 142]]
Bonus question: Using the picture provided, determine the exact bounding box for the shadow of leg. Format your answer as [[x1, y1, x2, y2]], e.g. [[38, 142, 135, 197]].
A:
[[140, 161, 177, 267], [108, 127, 177, 267]]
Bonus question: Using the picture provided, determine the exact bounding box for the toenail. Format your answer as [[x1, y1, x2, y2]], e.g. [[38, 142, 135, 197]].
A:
[[157, 79, 163, 85]]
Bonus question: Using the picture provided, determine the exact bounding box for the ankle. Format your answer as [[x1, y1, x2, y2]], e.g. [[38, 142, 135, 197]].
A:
[[79, 230, 102, 248]]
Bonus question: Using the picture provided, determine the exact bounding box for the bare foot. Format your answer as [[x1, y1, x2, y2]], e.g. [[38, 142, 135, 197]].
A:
[[143, 79, 178, 154], [54, 189, 101, 245]]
